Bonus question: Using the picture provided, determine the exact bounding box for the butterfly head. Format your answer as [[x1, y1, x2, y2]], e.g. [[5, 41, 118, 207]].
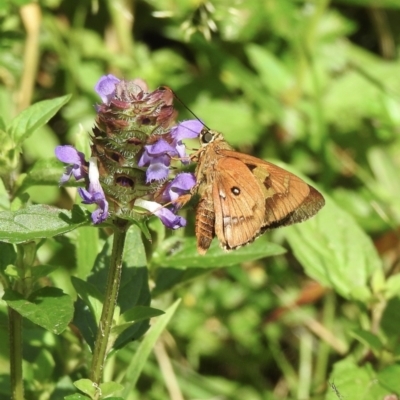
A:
[[199, 128, 223, 147]]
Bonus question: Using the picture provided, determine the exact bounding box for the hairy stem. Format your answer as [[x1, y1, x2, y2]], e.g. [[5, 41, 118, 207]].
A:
[[90, 219, 130, 387]]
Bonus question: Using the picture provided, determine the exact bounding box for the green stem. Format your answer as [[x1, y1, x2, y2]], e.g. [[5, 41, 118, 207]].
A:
[[90, 219, 130, 386], [9, 242, 36, 400], [9, 308, 23, 400]]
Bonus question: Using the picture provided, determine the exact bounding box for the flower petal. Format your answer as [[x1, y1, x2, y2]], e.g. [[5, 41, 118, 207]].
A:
[[146, 162, 170, 182], [95, 74, 120, 104], [134, 199, 186, 229], [55, 145, 85, 164], [170, 119, 204, 141], [154, 207, 186, 229], [146, 139, 177, 156], [162, 173, 196, 203], [55, 145, 87, 183]]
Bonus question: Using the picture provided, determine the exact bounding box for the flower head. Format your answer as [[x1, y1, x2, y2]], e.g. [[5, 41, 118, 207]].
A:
[[55, 145, 87, 183]]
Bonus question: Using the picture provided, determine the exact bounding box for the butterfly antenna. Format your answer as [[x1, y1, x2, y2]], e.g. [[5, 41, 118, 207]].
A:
[[166, 88, 211, 130]]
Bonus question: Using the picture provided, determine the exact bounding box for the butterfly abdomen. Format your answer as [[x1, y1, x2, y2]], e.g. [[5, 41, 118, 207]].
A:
[[195, 196, 215, 254]]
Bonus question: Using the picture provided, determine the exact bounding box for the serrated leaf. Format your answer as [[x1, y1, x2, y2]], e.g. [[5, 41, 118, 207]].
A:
[[8, 94, 71, 146], [0, 204, 88, 243], [152, 236, 285, 269], [285, 195, 381, 301], [3, 287, 74, 334]]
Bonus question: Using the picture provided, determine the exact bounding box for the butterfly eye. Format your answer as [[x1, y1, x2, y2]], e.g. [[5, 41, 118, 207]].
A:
[[201, 131, 214, 144]]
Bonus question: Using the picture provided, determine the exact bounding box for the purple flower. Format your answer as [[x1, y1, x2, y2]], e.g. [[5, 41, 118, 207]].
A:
[[134, 199, 186, 229], [161, 173, 196, 205], [170, 119, 204, 162], [138, 139, 177, 182], [138, 120, 203, 182], [55, 145, 87, 184], [95, 74, 120, 104], [78, 158, 109, 224]]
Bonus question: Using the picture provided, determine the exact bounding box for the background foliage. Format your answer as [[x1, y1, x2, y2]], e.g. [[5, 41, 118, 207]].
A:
[[1, 0, 400, 399]]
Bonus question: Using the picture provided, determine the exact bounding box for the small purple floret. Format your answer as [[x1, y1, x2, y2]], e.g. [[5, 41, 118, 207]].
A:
[[135, 199, 186, 229], [95, 74, 120, 104], [55, 145, 87, 183]]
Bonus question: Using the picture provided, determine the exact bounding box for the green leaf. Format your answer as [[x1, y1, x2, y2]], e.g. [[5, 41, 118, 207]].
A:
[[3, 287, 74, 334], [15, 158, 67, 196], [152, 236, 285, 269], [285, 194, 381, 301], [64, 395, 91, 400], [152, 267, 210, 297], [377, 364, 400, 392], [119, 306, 164, 324], [121, 299, 181, 397], [334, 0, 400, 7], [71, 276, 104, 324], [0, 204, 88, 243], [385, 274, 400, 300], [0, 242, 16, 273], [0, 178, 10, 210], [112, 306, 164, 337], [350, 329, 383, 353], [31, 264, 58, 281], [99, 381, 124, 398], [76, 226, 99, 280], [7, 94, 71, 146], [73, 379, 97, 398], [246, 44, 293, 97], [326, 359, 390, 400]]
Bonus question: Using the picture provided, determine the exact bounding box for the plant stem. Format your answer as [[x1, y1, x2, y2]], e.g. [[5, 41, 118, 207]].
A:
[[9, 308, 23, 400], [9, 242, 36, 400], [90, 219, 129, 386]]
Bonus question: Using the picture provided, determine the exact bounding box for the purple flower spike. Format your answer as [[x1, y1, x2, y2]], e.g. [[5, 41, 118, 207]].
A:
[[135, 199, 186, 229], [78, 158, 109, 224], [55, 145, 87, 184], [162, 173, 196, 204], [95, 74, 120, 104]]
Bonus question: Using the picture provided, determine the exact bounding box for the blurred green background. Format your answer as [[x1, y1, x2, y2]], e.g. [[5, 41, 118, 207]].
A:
[[1, 0, 400, 399]]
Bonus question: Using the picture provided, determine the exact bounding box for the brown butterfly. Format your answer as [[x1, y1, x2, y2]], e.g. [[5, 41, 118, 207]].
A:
[[188, 127, 325, 255]]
